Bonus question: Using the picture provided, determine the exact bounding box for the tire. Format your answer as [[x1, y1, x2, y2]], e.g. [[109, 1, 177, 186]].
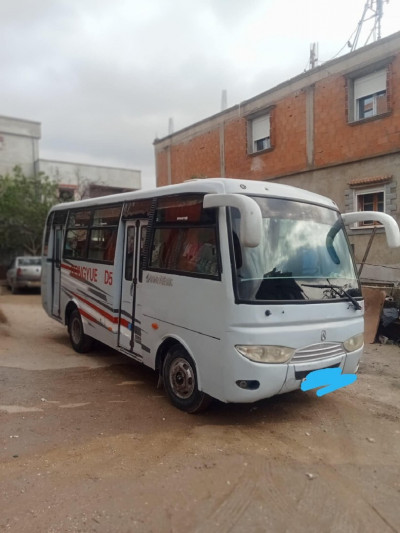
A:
[[68, 309, 94, 353], [11, 283, 18, 294], [162, 345, 212, 413]]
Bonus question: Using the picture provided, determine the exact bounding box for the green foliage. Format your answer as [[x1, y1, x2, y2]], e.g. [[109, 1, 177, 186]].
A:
[[0, 166, 59, 256]]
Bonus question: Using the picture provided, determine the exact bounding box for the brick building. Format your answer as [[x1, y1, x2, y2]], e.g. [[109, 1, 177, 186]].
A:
[[154, 32, 400, 283]]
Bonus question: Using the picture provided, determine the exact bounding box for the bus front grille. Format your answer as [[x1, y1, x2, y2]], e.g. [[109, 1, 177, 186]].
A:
[[292, 342, 345, 363]]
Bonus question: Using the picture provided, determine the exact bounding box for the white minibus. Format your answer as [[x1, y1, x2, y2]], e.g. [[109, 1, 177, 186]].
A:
[[42, 178, 400, 412]]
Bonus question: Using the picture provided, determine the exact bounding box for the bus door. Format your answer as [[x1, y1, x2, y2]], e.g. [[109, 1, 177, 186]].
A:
[[118, 220, 147, 354], [52, 225, 63, 317]]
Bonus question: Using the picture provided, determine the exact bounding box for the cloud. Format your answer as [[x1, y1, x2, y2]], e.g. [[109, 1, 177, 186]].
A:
[[1, 0, 398, 189]]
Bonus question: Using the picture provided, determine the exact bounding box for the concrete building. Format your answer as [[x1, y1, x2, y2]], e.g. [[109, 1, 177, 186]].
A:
[[0, 115, 141, 198], [154, 32, 400, 283], [39, 159, 141, 200], [0, 115, 40, 178]]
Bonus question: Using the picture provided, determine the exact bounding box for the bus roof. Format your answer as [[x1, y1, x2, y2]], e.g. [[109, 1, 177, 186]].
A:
[[49, 178, 338, 212]]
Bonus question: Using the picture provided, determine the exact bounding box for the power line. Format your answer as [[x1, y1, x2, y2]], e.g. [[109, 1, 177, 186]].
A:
[[360, 262, 400, 271], [331, 28, 357, 61]]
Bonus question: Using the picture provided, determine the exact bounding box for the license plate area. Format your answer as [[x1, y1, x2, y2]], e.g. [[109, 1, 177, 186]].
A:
[[295, 363, 340, 381]]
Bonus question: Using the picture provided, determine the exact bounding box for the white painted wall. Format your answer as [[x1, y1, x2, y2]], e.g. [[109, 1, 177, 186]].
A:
[[0, 115, 40, 177], [0, 115, 142, 196], [39, 159, 141, 192]]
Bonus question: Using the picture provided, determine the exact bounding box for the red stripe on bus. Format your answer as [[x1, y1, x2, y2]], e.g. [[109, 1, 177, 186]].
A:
[[72, 292, 131, 329], [73, 292, 118, 323], [79, 308, 98, 324], [120, 318, 131, 329]]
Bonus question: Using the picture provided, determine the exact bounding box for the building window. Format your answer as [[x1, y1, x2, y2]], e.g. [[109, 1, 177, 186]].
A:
[[249, 114, 270, 153], [58, 186, 76, 202], [353, 69, 387, 121], [355, 188, 385, 227]]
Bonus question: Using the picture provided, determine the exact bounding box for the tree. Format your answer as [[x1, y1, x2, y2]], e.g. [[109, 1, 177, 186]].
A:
[[0, 166, 59, 257]]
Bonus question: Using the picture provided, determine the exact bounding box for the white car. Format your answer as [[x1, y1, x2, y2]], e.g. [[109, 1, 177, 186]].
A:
[[6, 256, 42, 294]]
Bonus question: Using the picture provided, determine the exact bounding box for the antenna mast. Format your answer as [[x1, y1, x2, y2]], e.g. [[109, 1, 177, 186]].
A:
[[308, 42, 319, 69], [351, 0, 388, 51]]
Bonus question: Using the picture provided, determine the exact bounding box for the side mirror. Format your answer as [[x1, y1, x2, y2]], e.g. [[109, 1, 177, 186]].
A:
[[203, 193, 262, 247], [341, 211, 400, 248]]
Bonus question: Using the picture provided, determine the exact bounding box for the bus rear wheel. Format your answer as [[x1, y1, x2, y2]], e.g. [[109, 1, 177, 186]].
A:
[[68, 309, 94, 353], [162, 345, 212, 413]]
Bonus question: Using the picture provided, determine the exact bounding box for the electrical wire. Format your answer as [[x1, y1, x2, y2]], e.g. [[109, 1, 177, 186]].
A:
[[359, 262, 400, 271], [330, 27, 358, 60]]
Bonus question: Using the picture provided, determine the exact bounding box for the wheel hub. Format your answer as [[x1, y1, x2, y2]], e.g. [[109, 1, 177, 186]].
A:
[[169, 358, 195, 399]]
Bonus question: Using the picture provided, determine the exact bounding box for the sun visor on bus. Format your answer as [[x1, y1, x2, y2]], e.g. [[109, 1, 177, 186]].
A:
[[203, 194, 262, 247]]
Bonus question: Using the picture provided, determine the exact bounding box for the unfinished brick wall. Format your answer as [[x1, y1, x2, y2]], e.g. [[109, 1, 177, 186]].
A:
[[314, 55, 400, 166], [222, 92, 308, 180], [154, 44, 400, 186], [155, 90, 309, 183], [170, 129, 221, 184], [156, 149, 169, 188]]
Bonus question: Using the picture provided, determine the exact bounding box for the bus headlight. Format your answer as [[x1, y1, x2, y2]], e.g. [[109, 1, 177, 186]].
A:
[[343, 333, 364, 353], [235, 345, 294, 363]]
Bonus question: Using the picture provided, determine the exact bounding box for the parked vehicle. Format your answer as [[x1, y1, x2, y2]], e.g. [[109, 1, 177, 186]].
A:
[[6, 256, 42, 293], [41, 178, 400, 412]]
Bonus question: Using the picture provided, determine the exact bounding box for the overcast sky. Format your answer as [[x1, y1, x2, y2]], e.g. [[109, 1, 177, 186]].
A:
[[1, 0, 399, 189]]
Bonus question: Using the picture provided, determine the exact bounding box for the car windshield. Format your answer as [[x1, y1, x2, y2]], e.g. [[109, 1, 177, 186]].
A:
[[230, 196, 361, 303], [18, 258, 42, 266]]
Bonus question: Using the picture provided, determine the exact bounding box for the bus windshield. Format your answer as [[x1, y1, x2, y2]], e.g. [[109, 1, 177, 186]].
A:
[[230, 196, 361, 303]]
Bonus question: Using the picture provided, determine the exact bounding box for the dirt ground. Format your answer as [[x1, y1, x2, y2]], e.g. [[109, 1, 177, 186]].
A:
[[0, 291, 399, 533]]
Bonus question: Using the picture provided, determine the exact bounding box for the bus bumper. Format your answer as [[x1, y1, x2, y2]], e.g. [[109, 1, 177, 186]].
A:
[[219, 348, 362, 404]]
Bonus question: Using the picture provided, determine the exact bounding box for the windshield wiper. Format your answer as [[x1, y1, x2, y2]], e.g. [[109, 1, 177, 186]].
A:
[[302, 279, 362, 311]]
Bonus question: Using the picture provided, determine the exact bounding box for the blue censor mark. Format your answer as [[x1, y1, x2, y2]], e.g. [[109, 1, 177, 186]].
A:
[[301, 368, 357, 397]]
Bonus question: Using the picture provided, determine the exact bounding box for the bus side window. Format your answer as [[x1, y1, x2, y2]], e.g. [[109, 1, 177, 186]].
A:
[[178, 228, 201, 272], [195, 229, 217, 275], [64, 229, 88, 259], [104, 231, 117, 262], [150, 227, 219, 276], [88, 228, 117, 263]]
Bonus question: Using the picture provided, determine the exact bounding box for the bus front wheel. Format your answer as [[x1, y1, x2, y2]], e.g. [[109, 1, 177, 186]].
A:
[[162, 345, 212, 413], [68, 309, 94, 353]]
